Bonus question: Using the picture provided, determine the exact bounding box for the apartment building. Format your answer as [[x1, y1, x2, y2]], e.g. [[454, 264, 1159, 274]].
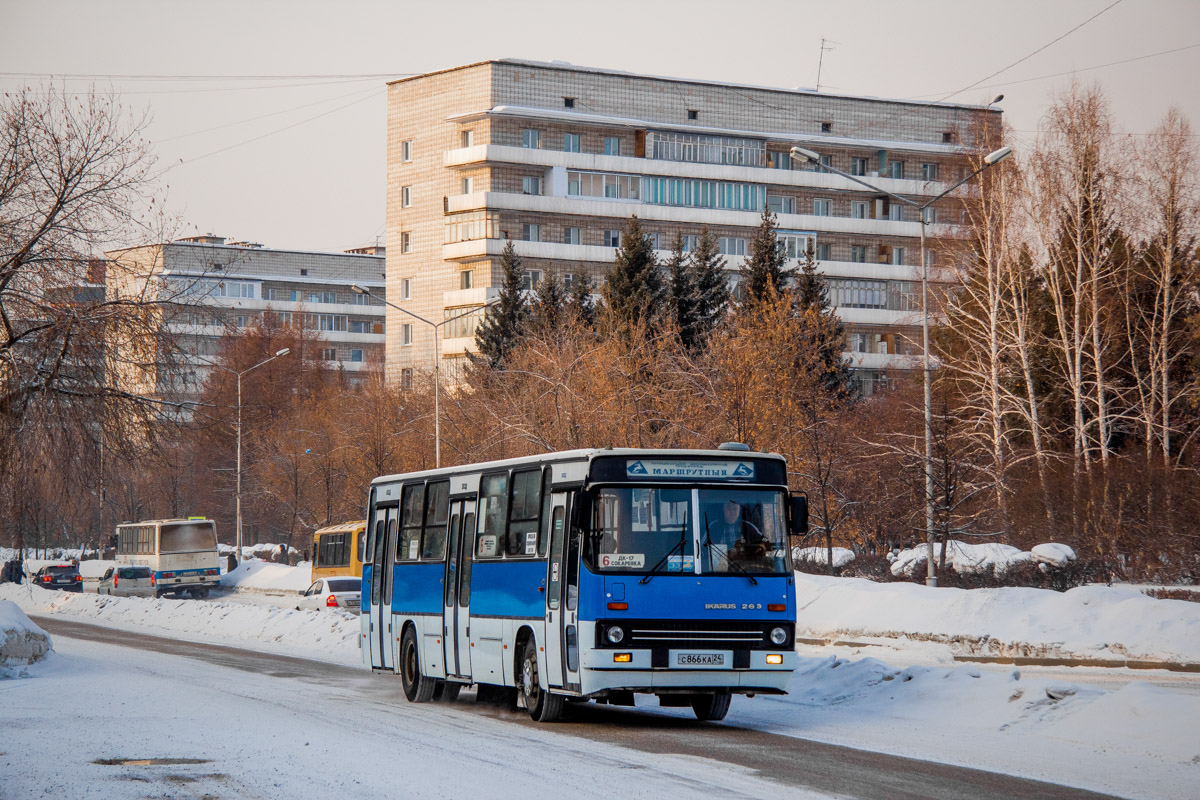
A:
[[105, 235, 387, 401], [386, 59, 1000, 390]]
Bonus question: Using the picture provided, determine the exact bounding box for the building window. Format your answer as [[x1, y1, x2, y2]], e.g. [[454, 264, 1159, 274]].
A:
[[942, 131, 955, 144], [234, 315, 250, 328], [460, 270, 473, 290], [300, 269, 308, 276], [522, 128, 540, 149], [349, 320, 372, 333], [402, 323, 413, 345], [522, 223, 540, 242], [923, 207, 938, 224], [443, 306, 485, 339], [820, 121, 832, 133], [648, 131, 765, 167], [719, 237, 747, 256], [851, 245, 867, 263], [687, 109, 698, 121], [767, 195, 795, 215], [461, 130, 474, 148], [401, 278, 411, 300], [851, 157, 868, 176], [891, 247, 906, 265], [401, 140, 413, 162], [817, 243, 831, 261], [563, 133, 580, 152], [521, 176, 542, 196], [307, 291, 337, 304], [400, 232, 411, 253], [309, 314, 347, 332], [603, 229, 621, 248], [267, 288, 300, 302], [851, 201, 868, 219], [770, 151, 792, 170], [520, 270, 543, 290], [401, 186, 412, 207], [922, 162, 939, 181], [461, 177, 474, 194], [563, 227, 580, 245], [568, 171, 641, 200], [682, 234, 700, 252], [813, 198, 832, 216], [563, 97, 575, 109], [887, 160, 905, 179], [815, 154, 832, 173], [352, 292, 369, 306], [604, 136, 621, 156], [322, 348, 337, 361], [400, 368, 413, 390], [350, 349, 364, 363], [888, 204, 904, 222], [648, 232, 662, 250]]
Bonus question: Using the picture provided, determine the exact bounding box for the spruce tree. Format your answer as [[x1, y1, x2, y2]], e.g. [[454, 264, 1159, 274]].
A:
[[794, 242, 855, 401], [665, 232, 701, 349], [602, 216, 663, 331], [473, 238, 529, 369], [741, 206, 794, 304], [690, 226, 731, 345], [529, 268, 566, 335], [565, 262, 596, 329]]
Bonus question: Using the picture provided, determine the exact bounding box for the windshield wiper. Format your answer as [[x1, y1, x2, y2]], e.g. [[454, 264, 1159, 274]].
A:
[[639, 529, 688, 585], [701, 512, 758, 586]]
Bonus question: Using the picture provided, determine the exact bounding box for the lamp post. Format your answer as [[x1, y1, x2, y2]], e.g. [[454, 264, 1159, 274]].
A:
[[351, 284, 498, 469], [232, 347, 290, 566], [790, 143, 1012, 586]]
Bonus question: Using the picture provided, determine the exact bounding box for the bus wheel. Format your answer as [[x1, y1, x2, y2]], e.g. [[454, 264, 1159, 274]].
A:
[[521, 639, 563, 722], [690, 693, 731, 722], [400, 627, 435, 703]]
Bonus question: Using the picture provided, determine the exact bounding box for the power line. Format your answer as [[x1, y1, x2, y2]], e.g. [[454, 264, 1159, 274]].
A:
[[0, 71, 412, 81], [155, 85, 381, 143]]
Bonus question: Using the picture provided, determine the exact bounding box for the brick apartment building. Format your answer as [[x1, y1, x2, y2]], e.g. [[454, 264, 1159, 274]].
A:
[[385, 59, 1000, 391]]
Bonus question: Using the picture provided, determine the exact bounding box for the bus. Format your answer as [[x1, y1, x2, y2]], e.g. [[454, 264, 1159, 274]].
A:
[[361, 446, 806, 722], [115, 518, 221, 598], [311, 520, 367, 581]]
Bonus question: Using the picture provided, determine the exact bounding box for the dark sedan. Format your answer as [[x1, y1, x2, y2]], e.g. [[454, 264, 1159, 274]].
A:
[[34, 564, 83, 592]]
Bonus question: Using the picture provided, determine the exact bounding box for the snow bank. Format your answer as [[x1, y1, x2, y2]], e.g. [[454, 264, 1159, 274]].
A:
[[0, 599, 52, 668], [792, 546, 856, 568], [1031, 543, 1077, 566], [794, 572, 1200, 663], [890, 540, 1032, 576], [0, 583, 360, 666], [220, 558, 314, 594]]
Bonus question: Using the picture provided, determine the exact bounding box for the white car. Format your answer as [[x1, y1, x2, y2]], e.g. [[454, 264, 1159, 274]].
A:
[[297, 577, 361, 611], [97, 566, 156, 598]]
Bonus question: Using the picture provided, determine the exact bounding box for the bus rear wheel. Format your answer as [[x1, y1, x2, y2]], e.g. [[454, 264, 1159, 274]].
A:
[[400, 627, 435, 702], [521, 639, 563, 722], [690, 693, 731, 721]]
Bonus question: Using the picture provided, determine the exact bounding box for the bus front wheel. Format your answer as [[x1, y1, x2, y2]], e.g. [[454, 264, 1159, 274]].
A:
[[691, 693, 731, 721], [521, 639, 564, 722], [400, 627, 435, 703]]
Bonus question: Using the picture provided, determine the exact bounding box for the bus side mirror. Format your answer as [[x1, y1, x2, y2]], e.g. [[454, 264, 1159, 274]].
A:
[[789, 494, 809, 535]]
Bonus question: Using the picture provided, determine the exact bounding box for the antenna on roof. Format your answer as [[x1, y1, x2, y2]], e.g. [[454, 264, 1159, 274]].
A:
[[816, 37, 837, 94]]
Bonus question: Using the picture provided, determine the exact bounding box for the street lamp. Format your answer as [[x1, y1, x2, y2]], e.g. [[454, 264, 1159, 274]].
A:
[[790, 142, 1012, 586], [232, 347, 290, 566], [351, 284, 498, 469]]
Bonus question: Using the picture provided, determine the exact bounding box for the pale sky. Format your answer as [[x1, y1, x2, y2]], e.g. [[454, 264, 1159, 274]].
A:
[[2, 0, 1197, 253]]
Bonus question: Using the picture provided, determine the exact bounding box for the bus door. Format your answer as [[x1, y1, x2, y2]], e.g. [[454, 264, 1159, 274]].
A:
[[369, 505, 399, 670], [442, 500, 463, 678], [449, 501, 475, 679], [544, 492, 578, 689]]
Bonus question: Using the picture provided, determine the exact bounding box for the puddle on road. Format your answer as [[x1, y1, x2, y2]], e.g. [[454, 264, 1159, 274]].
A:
[[93, 757, 212, 766]]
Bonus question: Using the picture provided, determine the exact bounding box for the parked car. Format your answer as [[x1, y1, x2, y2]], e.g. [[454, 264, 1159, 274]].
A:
[[34, 564, 83, 592], [97, 565, 156, 598], [296, 576, 361, 611]]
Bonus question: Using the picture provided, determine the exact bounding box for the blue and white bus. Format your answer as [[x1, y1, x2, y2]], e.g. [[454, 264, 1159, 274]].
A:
[[361, 446, 807, 722], [115, 518, 221, 598]]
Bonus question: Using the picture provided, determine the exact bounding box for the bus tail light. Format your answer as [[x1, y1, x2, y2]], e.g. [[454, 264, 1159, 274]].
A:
[[205, 569, 218, 576], [162, 572, 175, 579], [607, 602, 628, 611], [326, 594, 338, 608], [768, 604, 785, 612]]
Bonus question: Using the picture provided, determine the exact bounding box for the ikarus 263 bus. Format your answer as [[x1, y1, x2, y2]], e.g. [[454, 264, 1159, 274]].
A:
[[114, 518, 221, 598], [361, 446, 807, 722]]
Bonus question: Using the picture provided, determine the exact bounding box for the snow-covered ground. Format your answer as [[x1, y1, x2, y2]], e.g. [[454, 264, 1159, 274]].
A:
[[5, 565, 1200, 799]]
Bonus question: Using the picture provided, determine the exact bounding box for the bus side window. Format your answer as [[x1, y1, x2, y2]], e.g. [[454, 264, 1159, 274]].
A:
[[507, 469, 540, 557], [399, 483, 425, 562], [421, 481, 449, 560], [538, 467, 553, 558], [478, 474, 507, 558], [460, 512, 475, 606], [357, 526, 367, 565]]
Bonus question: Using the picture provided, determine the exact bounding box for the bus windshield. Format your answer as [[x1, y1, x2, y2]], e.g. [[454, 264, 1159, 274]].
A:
[[585, 486, 790, 575], [160, 521, 217, 553]]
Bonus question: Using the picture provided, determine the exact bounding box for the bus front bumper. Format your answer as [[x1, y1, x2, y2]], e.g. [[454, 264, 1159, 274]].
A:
[[580, 649, 796, 694]]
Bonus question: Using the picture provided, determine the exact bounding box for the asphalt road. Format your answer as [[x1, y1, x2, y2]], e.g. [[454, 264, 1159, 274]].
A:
[[35, 616, 1124, 800]]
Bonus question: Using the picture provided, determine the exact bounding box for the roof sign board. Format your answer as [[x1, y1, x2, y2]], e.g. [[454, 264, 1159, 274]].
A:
[[625, 460, 756, 481]]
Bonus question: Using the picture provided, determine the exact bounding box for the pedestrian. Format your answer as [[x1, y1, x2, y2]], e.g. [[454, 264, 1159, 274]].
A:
[[1, 560, 12, 584], [15, 558, 25, 585], [226, 552, 237, 573]]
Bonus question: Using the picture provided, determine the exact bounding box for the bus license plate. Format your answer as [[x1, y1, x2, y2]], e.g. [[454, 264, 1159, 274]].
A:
[[676, 653, 725, 667]]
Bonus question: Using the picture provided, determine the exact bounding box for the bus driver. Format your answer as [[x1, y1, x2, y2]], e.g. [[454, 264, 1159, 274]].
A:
[[707, 500, 766, 557]]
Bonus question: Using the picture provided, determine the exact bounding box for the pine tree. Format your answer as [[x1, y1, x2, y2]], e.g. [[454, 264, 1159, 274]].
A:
[[602, 216, 663, 331], [665, 232, 701, 349], [565, 263, 597, 329], [473, 238, 529, 370], [742, 207, 794, 304], [691, 226, 730, 343], [794, 243, 855, 401], [529, 268, 566, 335]]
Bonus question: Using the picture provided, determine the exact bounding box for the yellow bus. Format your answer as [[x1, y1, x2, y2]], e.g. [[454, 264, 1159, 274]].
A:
[[311, 521, 367, 581]]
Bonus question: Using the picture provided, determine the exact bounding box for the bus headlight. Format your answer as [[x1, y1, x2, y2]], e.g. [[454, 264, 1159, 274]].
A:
[[606, 625, 625, 645], [769, 627, 788, 646]]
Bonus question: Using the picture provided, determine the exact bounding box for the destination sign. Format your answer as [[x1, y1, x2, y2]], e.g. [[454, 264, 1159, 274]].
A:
[[625, 460, 756, 480]]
